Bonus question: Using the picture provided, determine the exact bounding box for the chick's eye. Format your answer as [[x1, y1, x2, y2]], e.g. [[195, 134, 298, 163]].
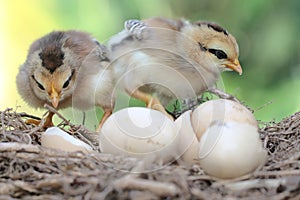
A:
[[63, 79, 70, 89], [31, 75, 45, 90], [60, 53, 64, 59], [208, 49, 227, 59], [63, 70, 74, 89]]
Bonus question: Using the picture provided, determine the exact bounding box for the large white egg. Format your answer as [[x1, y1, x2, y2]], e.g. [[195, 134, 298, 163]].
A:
[[191, 99, 258, 140], [41, 127, 93, 153], [198, 121, 267, 179], [99, 107, 179, 162], [174, 110, 200, 164]]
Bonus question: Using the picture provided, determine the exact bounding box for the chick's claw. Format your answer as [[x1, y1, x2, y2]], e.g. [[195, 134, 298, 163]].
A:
[[25, 112, 54, 129], [125, 19, 146, 40], [149, 98, 174, 121], [130, 90, 174, 121], [96, 109, 112, 132]]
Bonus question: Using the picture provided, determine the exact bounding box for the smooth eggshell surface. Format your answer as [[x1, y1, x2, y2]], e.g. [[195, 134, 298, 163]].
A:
[[198, 121, 267, 179], [191, 99, 258, 140], [174, 110, 200, 165], [99, 107, 179, 162]]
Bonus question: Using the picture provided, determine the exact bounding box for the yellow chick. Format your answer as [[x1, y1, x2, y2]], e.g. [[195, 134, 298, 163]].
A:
[[17, 30, 114, 129], [108, 17, 242, 119]]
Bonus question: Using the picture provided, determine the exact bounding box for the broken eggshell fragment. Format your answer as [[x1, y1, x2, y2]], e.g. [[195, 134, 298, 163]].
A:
[[175, 99, 267, 179], [41, 127, 93, 153]]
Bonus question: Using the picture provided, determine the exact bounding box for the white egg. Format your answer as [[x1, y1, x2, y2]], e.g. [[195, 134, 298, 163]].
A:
[[198, 121, 267, 179], [41, 127, 93, 153], [191, 99, 258, 140], [99, 107, 179, 162], [174, 110, 200, 164]]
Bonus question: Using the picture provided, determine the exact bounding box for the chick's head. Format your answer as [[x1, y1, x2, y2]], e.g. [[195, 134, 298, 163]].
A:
[[181, 21, 242, 75], [24, 31, 82, 108]]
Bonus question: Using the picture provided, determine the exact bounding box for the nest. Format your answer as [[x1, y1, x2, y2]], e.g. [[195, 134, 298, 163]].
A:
[[0, 107, 300, 200]]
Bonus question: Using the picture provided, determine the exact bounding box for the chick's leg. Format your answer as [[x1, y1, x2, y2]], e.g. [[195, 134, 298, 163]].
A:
[[131, 90, 174, 121], [43, 112, 55, 128], [25, 112, 54, 128], [25, 118, 41, 126], [96, 108, 112, 132]]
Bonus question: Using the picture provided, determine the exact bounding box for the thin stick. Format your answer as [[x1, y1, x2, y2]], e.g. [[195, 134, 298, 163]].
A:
[[254, 170, 300, 177], [19, 112, 41, 120], [82, 111, 86, 125], [208, 88, 243, 105], [1, 108, 7, 136], [223, 178, 286, 191], [44, 104, 99, 149], [44, 104, 71, 126], [113, 175, 179, 196], [254, 101, 273, 112], [67, 127, 99, 151]]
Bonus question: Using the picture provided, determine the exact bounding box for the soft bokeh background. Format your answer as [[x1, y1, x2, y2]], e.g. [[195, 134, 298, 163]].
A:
[[1, 0, 300, 125]]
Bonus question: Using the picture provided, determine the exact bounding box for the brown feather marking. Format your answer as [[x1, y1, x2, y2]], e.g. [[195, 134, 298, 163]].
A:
[[193, 21, 228, 35], [39, 44, 64, 73]]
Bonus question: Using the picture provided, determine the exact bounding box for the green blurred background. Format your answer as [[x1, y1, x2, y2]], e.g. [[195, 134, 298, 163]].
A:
[[1, 0, 300, 125]]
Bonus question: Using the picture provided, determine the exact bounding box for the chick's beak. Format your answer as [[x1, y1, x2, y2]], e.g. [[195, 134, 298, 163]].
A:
[[225, 59, 243, 75], [50, 84, 60, 108]]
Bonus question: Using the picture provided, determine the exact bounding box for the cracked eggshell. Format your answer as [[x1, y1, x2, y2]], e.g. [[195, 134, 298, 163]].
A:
[[174, 110, 200, 165], [99, 107, 179, 162], [41, 127, 93, 153], [191, 99, 258, 140], [198, 121, 267, 179]]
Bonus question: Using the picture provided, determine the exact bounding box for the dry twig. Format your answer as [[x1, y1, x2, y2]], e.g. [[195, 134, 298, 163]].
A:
[[0, 108, 300, 199]]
